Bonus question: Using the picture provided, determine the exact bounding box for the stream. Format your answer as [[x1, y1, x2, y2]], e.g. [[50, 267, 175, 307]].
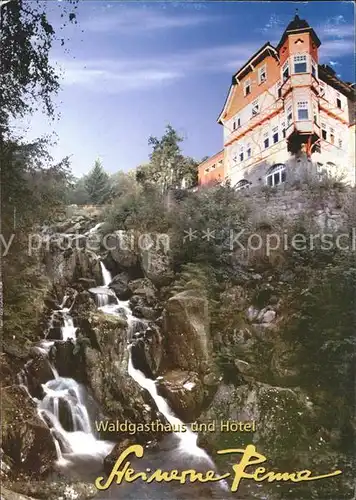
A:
[[17, 259, 231, 499]]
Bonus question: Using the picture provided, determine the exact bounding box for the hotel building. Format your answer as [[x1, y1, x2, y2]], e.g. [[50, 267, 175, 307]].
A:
[[198, 14, 355, 188]]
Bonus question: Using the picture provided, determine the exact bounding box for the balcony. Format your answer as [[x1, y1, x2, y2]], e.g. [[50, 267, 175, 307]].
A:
[[286, 119, 320, 137], [280, 73, 318, 98]]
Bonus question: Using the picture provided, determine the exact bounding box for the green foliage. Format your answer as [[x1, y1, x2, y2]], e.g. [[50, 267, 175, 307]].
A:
[[169, 263, 218, 300], [2, 137, 72, 344], [67, 176, 91, 205], [135, 125, 199, 191], [169, 184, 250, 268], [84, 158, 111, 205], [0, 0, 78, 128]]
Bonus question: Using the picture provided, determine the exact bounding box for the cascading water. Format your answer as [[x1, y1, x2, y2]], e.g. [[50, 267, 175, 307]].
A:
[[38, 377, 112, 467], [127, 347, 210, 461], [100, 261, 112, 287], [97, 288, 214, 463], [18, 298, 113, 469], [60, 312, 77, 341], [93, 260, 113, 307]]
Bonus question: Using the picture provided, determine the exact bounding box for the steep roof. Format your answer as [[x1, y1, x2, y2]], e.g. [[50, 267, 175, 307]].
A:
[[277, 14, 321, 50], [217, 43, 278, 124]]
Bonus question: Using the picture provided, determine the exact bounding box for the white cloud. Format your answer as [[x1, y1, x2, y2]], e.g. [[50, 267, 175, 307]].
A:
[[56, 42, 258, 93], [259, 14, 285, 34], [81, 5, 215, 34]]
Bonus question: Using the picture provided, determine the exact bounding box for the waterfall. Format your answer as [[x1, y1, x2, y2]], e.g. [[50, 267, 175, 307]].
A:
[[38, 377, 112, 464], [127, 347, 210, 461], [18, 301, 114, 469], [100, 261, 112, 287], [98, 292, 213, 464], [92, 260, 113, 307], [60, 312, 77, 341]]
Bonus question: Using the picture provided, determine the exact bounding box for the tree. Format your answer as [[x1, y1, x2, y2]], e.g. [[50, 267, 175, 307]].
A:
[[67, 176, 91, 205], [84, 159, 111, 205], [135, 125, 199, 192], [0, 0, 78, 133]]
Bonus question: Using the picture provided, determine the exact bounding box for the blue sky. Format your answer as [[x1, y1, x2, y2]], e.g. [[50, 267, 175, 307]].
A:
[[17, 1, 355, 177]]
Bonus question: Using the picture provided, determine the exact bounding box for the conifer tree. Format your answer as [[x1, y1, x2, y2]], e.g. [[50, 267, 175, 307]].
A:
[[84, 159, 111, 204]]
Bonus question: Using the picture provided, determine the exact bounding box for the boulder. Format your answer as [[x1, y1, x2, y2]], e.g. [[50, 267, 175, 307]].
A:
[[104, 230, 139, 270], [83, 312, 161, 432], [103, 438, 134, 475], [131, 324, 162, 376], [162, 290, 211, 374], [22, 350, 55, 399], [156, 370, 204, 422], [109, 272, 131, 300], [2, 385, 57, 476], [1, 488, 35, 500], [199, 382, 318, 465], [2, 481, 98, 500], [139, 243, 174, 287]]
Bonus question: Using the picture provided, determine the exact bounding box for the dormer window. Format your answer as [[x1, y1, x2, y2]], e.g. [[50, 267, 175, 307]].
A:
[[244, 79, 251, 96], [294, 54, 307, 73], [282, 61, 290, 82], [258, 65, 267, 84]]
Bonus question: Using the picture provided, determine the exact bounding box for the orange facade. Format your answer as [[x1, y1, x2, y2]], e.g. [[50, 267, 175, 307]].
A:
[[198, 150, 224, 186], [198, 15, 355, 188], [223, 54, 281, 122]]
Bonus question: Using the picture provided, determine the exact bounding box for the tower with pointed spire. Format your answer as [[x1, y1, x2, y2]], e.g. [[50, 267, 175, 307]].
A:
[[198, 13, 355, 188]]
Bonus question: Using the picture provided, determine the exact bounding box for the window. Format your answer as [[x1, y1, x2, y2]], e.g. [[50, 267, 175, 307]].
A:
[[281, 121, 286, 138], [252, 99, 259, 117], [287, 105, 293, 126], [297, 101, 309, 120], [321, 122, 327, 140], [330, 127, 335, 144], [319, 82, 325, 97], [239, 146, 244, 162], [338, 139, 342, 148], [246, 144, 252, 158], [282, 61, 289, 82], [263, 131, 269, 149], [294, 54, 307, 73], [313, 103, 318, 124], [277, 81, 282, 98], [336, 93, 342, 109], [235, 179, 250, 191], [244, 79, 251, 96], [311, 60, 317, 78], [266, 164, 286, 187], [233, 121, 236, 131], [272, 126, 279, 144], [258, 65, 267, 84], [237, 117, 241, 128]]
